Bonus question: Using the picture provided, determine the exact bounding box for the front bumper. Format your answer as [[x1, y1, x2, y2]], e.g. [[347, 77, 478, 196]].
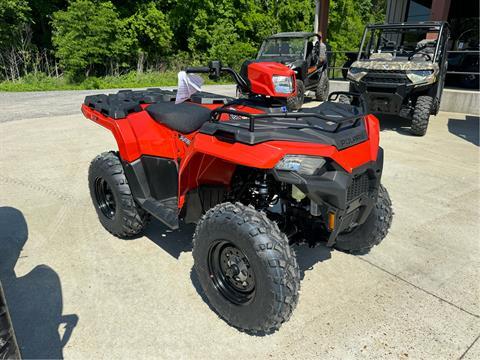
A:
[[272, 147, 384, 245], [351, 77, 430, 115]]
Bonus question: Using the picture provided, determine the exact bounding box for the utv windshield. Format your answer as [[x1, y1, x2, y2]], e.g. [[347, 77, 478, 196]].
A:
[[257, 38, 306, 59], [359, 25, 444, 62]]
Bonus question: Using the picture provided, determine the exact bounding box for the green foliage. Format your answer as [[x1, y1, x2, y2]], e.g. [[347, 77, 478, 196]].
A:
[[125, 2, 173, 57], [328, 0, 365, 52], [0, 70, 228, 91], [29, 0, 67, 48], [52, 0, 124, 79], [0, 0, 31, 48], [0, 0, 387, 88], [276, 0, 315, 33]]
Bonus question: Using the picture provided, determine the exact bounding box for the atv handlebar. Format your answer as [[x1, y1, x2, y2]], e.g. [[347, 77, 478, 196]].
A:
[[185, 66, 211, 73], [185, 61, 250, 92]]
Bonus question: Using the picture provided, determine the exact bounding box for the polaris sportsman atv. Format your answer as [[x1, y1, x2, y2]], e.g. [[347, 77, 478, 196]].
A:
[[346, 22, 450, 136], [82, 60, 392, 333], [253, 32, 329, 109]]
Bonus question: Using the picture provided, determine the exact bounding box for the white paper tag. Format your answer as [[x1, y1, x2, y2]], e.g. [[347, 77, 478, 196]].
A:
[[175, 71, 204, 104]]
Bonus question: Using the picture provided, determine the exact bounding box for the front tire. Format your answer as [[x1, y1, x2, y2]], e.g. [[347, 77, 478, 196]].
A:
[[338, 94, 351, 105], [287, 79, 305, 111], [335, 185, 393, 254], [410, 95, 433, 136], [88, 151, 149, 238], [193, 202, 300, 333], [315, 72, 329, 101]]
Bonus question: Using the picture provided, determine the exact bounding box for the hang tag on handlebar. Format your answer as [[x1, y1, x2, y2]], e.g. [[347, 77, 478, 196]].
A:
[[175, 71, 204, 104]]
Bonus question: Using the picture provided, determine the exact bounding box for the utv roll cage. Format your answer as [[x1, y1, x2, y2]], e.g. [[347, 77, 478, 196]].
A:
[[358, 21, 450, 63], [258, 32, 321, 60], [267, 32, 318, 38]]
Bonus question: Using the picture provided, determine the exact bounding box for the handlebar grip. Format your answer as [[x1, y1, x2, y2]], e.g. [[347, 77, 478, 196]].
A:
[[185, 67, 210, 73]]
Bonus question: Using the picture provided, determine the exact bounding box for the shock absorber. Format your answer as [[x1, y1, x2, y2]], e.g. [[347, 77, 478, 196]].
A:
[[255, 173, 270, 209]]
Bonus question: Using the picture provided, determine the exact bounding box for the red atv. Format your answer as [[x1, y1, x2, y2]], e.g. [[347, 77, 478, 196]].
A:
[[82, 61, 392, 333]]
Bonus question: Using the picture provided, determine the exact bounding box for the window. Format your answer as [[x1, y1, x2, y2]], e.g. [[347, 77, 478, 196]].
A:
[[406, 0, 432, 22]]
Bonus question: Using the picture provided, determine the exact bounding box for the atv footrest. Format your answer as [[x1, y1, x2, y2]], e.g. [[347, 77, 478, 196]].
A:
[[142, 197, 179, 229]]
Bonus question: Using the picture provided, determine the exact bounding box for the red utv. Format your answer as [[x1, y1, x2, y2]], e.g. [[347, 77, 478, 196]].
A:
[[82, 60, 392, 333]]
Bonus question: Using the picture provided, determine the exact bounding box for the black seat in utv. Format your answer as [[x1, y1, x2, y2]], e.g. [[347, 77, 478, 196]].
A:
[[146, 102, 212, 134]]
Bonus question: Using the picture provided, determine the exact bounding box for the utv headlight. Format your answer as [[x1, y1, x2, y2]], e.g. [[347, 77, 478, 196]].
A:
[[347, 67, 367, 82], [275, 155, 326, 175], [406, 70, 436, 85], [272, 75, 293, 94]]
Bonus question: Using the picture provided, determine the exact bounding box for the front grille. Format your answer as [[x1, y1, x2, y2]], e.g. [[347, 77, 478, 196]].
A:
[[364, 76, 407, 84], [347, 173, 370, 201], [367, 69, 404, 74]]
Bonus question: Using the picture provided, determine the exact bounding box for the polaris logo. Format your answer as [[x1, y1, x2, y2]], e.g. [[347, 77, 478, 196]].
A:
[[339, 133, 367, 148]]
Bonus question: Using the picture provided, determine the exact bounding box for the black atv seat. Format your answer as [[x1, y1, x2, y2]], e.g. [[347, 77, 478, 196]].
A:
[[146, 101, 212, 134]]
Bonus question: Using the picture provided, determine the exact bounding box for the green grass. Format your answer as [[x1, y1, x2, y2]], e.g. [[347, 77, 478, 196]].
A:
[[0, 71, 231, 92]]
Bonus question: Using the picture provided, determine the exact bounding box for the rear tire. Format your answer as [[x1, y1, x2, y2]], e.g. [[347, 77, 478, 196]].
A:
[[410, 95, 433, 136], [88, 151, 149, 238], [193, 202, 300, 333], [287, 79, 305, 111], [335, 185, 392, 254], [315, 72, 329, 101]]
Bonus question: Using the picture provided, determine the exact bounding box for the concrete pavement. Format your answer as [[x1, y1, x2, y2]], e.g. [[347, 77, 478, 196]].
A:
[[0, 85, 479, 359]]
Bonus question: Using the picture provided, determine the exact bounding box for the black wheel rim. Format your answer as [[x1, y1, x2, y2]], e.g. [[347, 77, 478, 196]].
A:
[[94, 177, 116, 219], [207, 240, 256, 305]]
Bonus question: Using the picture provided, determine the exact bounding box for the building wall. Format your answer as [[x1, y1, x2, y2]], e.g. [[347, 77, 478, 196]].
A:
[[386, 0, 409, 23]]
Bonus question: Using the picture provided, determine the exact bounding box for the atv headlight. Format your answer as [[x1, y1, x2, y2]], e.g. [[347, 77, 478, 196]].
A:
[[272, 75, 293, 94], [275, 155, 326, 175], [406, 70, 436, 85], [347, 67, 367, 82]]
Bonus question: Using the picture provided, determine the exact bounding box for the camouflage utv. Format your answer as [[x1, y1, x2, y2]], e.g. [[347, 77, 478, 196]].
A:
[[346, 22, 450, 136]]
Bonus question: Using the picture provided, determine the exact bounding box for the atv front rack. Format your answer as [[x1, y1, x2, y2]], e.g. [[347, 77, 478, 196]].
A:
[[210, 101, 364, 133]]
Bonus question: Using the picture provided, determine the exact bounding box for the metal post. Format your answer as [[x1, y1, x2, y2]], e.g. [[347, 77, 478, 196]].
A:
[[430, 0, 451, 21], [314, 0, 330, 39]]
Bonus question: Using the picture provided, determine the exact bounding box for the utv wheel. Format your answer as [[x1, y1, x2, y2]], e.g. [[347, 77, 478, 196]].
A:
[[410, 95, 433, 136], [287, 79, 305, 111], [236, 85, 247, 99], [88, 151, 149, 238], [335, 185, 393, 254], [315, 72, 329, 101], [338, 94, 351, 105], [193, 202, 300, 333]]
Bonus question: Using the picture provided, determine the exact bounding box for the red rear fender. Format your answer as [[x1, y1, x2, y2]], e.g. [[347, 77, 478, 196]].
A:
[[81, 104, 178, 162]]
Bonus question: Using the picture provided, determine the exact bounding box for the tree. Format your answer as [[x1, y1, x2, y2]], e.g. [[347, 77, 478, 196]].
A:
[[175, 0, 282, 68], [29, 0, 68, 49], [328, 0, 386, 51], [125, 2, 173, 73], [0, 0, 389, 81], [51, 0, 125, 79], [276, 0, 315, 33], [206, 19, 257, 67], [0, 0, 31, 49]]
